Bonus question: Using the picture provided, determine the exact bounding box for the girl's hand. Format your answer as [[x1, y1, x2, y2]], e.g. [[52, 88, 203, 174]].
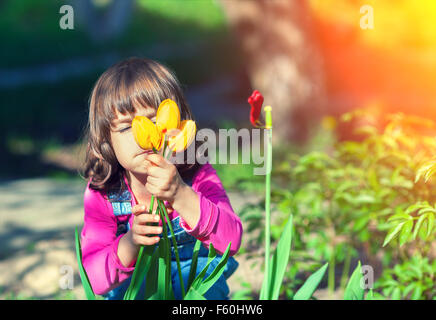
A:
[[130, 204, 162, 246], [145, 153, 186, 205]]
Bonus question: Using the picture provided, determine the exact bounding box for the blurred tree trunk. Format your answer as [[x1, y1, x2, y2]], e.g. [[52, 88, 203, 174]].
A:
[[219, 0, 326, 142]]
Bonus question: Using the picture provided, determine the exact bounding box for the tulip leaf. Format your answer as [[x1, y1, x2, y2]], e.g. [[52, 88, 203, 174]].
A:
[[158, 199, 185, 297], [144, 245, 160, 300], [293, 263, 328, 300], [261, 215, 293, 300], [124, 194, 158, 300], [259, 270, 268, 300], [74, 227, 96, 300], [189, 243, 217, 291], [156, 208, 172, 300], [270, 214, 293, 300], [187, 239, 202, 292], [196, 242, 232, 296], [123, 244, 155, 300], [184, 287, 207, 300], [344, 261, 364, 300]]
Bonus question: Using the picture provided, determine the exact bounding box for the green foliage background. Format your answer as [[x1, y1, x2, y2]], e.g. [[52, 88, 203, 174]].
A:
[[223, 110, 436, 300]]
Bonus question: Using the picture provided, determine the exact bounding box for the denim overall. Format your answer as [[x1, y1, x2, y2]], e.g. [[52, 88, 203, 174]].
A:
[[103, 185, 239, 300]]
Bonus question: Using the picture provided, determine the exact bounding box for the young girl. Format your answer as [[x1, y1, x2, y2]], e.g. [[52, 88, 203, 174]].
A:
[[80, 57, 242, 300]]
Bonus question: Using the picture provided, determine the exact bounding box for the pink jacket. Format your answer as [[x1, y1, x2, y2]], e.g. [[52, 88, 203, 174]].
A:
[[80, 163, 243, 295]]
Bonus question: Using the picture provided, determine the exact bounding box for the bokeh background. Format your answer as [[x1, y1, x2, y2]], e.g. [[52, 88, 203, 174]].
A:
[[1, 0, 435, 299]]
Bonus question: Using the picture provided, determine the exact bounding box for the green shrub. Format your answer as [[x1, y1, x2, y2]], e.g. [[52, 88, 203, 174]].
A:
[[240, 110, 436, 299]]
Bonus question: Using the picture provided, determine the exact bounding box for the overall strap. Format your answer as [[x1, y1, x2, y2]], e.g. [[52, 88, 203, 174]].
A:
[[107, 188, 133, 216], [107, 188, 132, 236], [107, 174, 193, 236]]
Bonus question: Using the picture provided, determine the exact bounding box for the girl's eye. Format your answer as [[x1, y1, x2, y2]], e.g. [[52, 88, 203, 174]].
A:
[[120, 126, 131, 133]]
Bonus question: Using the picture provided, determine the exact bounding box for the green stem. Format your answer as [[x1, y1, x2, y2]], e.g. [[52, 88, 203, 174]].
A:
[[158, 206, 171, 299], [149, 137, 185, 298], [328, 247, 336, 295], [340, 246, 351, 290], [158, 199, 186, 298], [150, 195, 155, 214], [264, 106, 272, 299]]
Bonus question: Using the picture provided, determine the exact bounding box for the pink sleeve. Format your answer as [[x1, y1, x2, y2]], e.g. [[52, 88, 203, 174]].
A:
[[178, 163, 243, 256], [80, 183, 136, 295]]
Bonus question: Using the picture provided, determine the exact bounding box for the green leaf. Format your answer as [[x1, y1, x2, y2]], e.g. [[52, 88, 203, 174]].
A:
[[427, 213, 435, 238], [125, 195, 158, 300], [365, 289, 374, 300], [158, 199, 185, 297], [74, 228, 96, 300], [184, 287, 207, 300], [353, 216, 370, 232], [425, 166, 436, 182], [259, 267, 268, 300], [144, 246, 160, 300], [402, 283, 415, 297], [383, 222, 405, 247], [187, 239, 202, 292], [413, 214, 427, 240], [189, 243, 217, 291], [399, 220, 413, 246], [157, 210, 172, 300], [293, 263, 328, 300], [146, 207, 173, 300], [415, 159, 436, 183], [124, 245, 155, 300], [405, 202, 429, 215], [391, 287, 401, 300], [344, 261, 364, 300], [419, 220, 429, 240], [387, 213, 411, 222], [265, 215, 294, 300], [417, 207, 436, 215], [156, 237, 171, 300], [411, 285, 423, 300], [196, 242, 232, 295], [354, 194, 376, 204]]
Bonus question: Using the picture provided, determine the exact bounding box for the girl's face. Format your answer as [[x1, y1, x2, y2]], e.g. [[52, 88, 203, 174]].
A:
[[110, 106, 157, 175]]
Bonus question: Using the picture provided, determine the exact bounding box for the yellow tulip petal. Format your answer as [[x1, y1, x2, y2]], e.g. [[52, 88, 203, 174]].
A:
[[132, 116, 162, 150], [168, 120, 196, 152], [156, 99, 180, 133]]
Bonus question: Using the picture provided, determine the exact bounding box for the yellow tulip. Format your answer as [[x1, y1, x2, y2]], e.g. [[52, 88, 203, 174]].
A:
[[168, 120, 196, 152], [156, 99, 180, 134], [132, 116, 162, 150]]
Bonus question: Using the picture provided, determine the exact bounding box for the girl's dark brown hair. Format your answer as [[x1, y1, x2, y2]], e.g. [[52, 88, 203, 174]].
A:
[[81, 57, 200, 193]]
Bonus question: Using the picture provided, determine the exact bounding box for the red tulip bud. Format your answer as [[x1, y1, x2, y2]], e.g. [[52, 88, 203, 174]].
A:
[[248, 90, 264, 127]]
